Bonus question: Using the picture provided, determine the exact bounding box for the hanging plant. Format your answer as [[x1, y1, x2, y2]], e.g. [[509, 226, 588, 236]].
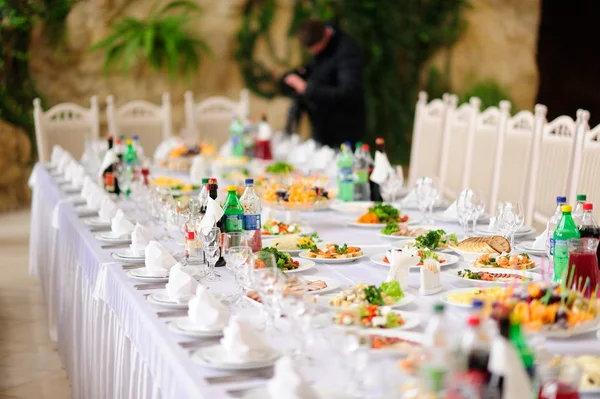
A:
[[90, 0, 212, 79]]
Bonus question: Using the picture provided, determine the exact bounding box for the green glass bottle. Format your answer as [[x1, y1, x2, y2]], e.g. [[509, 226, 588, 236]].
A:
[[509, 316, 535, 379], [553, 205, 580, 283], [222, 185, 244, 233]]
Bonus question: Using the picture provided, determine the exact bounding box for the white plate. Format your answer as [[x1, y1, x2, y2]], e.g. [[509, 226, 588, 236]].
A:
[[298, 251, 366, 264], [284, 258, 315, 274], [261, 226, 314, 239], [515, 241, 547, 256], [526, 318, 600, 339], [361, 330, 425, 356], [370, 252, 459, 270], [301, 276, 341, 294], [168, 318, 225, 338], [444, 269, 541, 287], [126, 269, 168, 282], [440, 287, 487, 308], [391, 239, 457, 253], [475, 226, 536, 237], [191, 345, 279, 370], [376, 225, 441, 240], [316, 292, 416, 310], [147, 292, 189, 309], [95, 232, 132, 243], [330, 201, 374, 214], [83, 217, 111, 228], [74, 205, 98, 216], [448, 246, 489, 262], [113, 248, 145, 259], [347, 312, 420, 332], [112, 253, 145, 263], [62, 184, 82, 194]]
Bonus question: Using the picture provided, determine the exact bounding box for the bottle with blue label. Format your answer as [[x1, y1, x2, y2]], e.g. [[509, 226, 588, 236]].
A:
[[239, 178, 262, 252]]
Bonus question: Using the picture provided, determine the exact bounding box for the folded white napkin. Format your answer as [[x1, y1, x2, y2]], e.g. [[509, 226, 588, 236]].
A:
[[50, 146, 63, 167], [80, 176, 94, 198], [188, 285, 230, 329], [57, 154, 73, 175], [385, 248, 419, 290], [71, 165, 86, 188], [129, 223, 154, 256], [110, 209, 135, 237], [443, 201, 458, 219], [63, 161, 78, 182], [532, 227, 549, 250], [85, 185, 105, 210], [267, 356, 320, 399], [370, 151, 394, 185], [98, 197, 119, 222], [198, 197, 225, 229], [189, 155, 208, 185], [400, 189, 417, 206], [257, 119, 273, 141], [145, 241, 178, 276], [488, 336, 533, 399], [220, 315, 274, 362], [98, 149, 118, 179], [165, 263, 199, 303], [218, 140, 233, 157]]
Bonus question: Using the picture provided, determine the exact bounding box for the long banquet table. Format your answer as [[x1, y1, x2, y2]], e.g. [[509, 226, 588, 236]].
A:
[[28, 163, 600, 399]]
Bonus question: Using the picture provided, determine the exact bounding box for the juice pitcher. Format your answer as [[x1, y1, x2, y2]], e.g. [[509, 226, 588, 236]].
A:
[[567, 237, 600, 296]]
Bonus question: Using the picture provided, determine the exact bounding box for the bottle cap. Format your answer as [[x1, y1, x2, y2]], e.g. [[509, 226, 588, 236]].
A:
[[343, 141, 352, 148], [467, 315, 481, 327], [201, 178, 209, 184], [208, 178, 217, 184], [375, 137, 384, 145], [227, 185, 237, 192], [583, 203, 593, 211], [187, 231, 195, 240], [561, 205, 572, 213], [577, 194, 587, 201], [356, 141, 363, 148], [362, 144, 370, 151], [245, 178, 254, 185], [433, 303, 444, 313], [133, 135, 139, 140], [107, 135, 114, 139], [472, 299, 484, 309], [126, 139, 132, 145], [557, 196, 567, 203]]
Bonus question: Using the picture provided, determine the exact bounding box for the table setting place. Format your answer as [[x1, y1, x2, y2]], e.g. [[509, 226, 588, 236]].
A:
[[31, 145, 600, 399]]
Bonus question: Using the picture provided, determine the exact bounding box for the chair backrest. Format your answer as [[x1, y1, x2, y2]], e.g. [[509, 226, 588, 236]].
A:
[[525, 106, 584, 226], [184, 89, 250, 147], [462, 101, 511, 211], [407, 92, 448, 187], [106, 93, 172, 157], [438, 95, 479, 200], [569, 110, 600, 220], [493, 107, 537, 214], [33, 96, 99, 162]]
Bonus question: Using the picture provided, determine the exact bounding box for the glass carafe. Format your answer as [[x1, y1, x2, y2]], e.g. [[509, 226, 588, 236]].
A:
[[567, 237, 600, 296]]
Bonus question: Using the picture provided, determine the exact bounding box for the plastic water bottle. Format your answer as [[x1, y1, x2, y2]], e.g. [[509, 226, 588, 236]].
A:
[[572, 193, 587, 225], [337, 142, 354, 202], [420, 304, 450, 394], [548, 196, 567, 258], [239, 178, 263, 252], [353, 143, 371, 201], [197, 178, 210, 216], [229, 115, 245, 157], [132, 135, 144, 159], [553, 205, 580, 282]]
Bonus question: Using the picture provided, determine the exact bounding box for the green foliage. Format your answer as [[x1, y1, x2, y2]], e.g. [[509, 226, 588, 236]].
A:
[[235, 0, 469, 164], [424, 66, 448, 102], [459, 79, 513, 111], [0, 0, 75, 159], [90, 0, 211, 79]]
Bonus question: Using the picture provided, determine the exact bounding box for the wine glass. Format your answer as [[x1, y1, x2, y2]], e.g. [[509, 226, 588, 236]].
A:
[[197, 226, 221, 282], [381, 166, 404, 204], [251, 254, 285, 333], [471, 191, 486, 234], [416, 177, 439, 224], [224, 245, 252, 306], [457, 189, 474, 237], [501, 202, 524, 251]]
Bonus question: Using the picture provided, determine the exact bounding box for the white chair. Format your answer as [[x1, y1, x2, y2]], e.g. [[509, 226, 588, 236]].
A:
[[525, 106, 587, 227], [438, 95, 480, 200], [569, 110, 600, 220], [33, 96, 99, 163], [492, 107, 537, 215], [407, 92, 448, 187], [462, 101, 511, 211], [184, 89, 249, 147], [106, 93, 172, 157]]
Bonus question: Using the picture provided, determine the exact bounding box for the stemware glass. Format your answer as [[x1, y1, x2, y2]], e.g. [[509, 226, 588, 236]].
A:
[[415, 177, 439, 224], [381, 166, 404, 204], [457, 189, 474, 237], [471, 191, 486, 234], [197, 226, 221, 282], [224, 245, 252, 306], [501, 201, 524, 250], [251, 254, 285, 333]]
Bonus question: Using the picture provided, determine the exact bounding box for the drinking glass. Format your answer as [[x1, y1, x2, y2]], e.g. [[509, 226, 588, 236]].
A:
[[251, 254, 285, 332], [381, 166, 404, 204], [457, 189, 474, 237], [416, 177, 439, 224], [471, 191, 486, 234], [198, 226, 221, 282], [224, 245, 252, 306], [501, 201, 524, 250]]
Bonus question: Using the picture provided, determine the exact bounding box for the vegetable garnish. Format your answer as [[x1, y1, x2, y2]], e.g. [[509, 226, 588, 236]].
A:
[[414, 229, 459, 250]]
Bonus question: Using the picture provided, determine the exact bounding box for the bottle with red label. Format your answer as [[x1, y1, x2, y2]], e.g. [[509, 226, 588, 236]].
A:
[[578, 202, 600, 268]]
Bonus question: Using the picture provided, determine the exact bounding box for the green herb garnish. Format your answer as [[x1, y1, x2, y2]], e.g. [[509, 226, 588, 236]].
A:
[[368, 203, 400, 224], [266, 162, 294, 174], [381, 222, 400, 235], [364, 285, 384, 306], [334, 244, 348, 254], [380, 281, 404, 301]]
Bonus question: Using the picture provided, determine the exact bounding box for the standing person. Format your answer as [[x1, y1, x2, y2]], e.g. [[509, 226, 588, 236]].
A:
[[281, 19, 366, 147]]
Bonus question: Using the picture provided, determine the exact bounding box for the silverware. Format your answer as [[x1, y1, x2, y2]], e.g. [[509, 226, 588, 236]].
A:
[[206, 371, 272, 385], [134, 283, 165, 290], [157, 310, 187, 318]]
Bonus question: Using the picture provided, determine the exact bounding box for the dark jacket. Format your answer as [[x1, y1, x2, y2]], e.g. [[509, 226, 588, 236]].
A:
[[281, 28, 366, 147]]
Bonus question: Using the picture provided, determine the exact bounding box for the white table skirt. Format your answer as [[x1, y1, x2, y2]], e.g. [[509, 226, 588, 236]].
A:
[[28, 163, 600, 399]]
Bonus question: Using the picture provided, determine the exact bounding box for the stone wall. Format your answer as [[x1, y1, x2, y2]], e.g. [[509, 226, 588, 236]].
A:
[[0, 121, 32, 212]]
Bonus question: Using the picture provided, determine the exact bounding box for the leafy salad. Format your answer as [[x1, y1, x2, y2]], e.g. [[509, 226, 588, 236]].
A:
[[357, 203, 408, 224], [257, 247, 300, 271], [413, 229, 458, 250], [266, 161, 294, 174], [335, 305, 404, 329], [328, 281, 404, 307]]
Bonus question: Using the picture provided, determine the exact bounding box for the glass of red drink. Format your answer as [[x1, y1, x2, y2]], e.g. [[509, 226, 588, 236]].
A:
[[538, 361, 581, 399], [255, 139, 273, 160], [567, 238, 600, 297]]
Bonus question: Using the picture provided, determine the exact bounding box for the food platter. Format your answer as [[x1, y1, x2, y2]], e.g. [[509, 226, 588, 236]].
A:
[[444, 268, 542, 287], [370, 252, 459, 270]]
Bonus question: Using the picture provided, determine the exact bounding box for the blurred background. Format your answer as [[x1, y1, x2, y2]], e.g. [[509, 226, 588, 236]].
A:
[[1, 0, 599, 213]]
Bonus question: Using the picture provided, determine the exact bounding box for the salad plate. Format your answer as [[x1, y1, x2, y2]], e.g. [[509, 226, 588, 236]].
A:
[[191, 345, 279, 370], [515, 241, 547, 256], [363, 330, 425, 357], [146, 292, 189, 309], [370, 252, 459, 270], [298, 251, 365, 264], [83, 217, 111, 228], [335, 310, 420, 332], [316, 286, 416, 310], [168, 319, 225, 338], [475, 225, 536, 237], [261, 220, 314, 238], [444, 268, 541, 287], [284, 258, 315, 274], [125, 269, 168, 283]]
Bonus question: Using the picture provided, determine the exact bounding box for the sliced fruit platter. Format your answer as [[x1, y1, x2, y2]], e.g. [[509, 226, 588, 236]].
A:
[[262, 181, 333, 211]]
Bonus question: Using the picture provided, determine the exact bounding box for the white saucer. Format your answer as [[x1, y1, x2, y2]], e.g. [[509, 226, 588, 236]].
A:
[[147, 292, 189, 309], [168, 318, 225, 338], [74, 205, 98, 216], [95, 232, 132, 243], [126, 269, 168, 282], [83, 217, 111, 228], [113, 248, 145, 259], [191, 345, 279, 370]]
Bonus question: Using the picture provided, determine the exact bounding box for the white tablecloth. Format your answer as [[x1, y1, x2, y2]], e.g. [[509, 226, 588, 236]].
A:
[[28, 163, 600, 399]]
